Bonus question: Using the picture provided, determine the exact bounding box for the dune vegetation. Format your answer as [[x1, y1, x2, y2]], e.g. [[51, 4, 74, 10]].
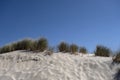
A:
[[0, 37, 120, 61], [94, 45, 111, 57]]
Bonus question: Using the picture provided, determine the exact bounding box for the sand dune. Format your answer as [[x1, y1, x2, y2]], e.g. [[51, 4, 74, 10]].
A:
[[0, 51, 119, 80]]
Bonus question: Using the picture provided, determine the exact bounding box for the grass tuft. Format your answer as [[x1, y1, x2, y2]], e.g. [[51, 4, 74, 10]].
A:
[[94, 45, 111, 57]]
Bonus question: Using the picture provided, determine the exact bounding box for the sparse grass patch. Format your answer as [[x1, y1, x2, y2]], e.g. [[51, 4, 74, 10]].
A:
[[113, 51, 120, 63], [58, 42, 69, 53], [94, 45, 111, 57], [14, 39, 33, 50], [70, 44, 78, 54], [0, 45, 12, 53], [0, 37, 48, 53], [29, 40, 37, 51], [79, 47, 87, 54], [36, 38, 48, 52]]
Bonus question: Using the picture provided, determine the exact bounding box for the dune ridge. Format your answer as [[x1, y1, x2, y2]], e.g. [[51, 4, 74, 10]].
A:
[[0, 51, 119, 80]]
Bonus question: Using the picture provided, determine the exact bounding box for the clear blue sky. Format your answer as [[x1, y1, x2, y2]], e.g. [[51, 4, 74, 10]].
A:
[[0, 0, 120, 52]]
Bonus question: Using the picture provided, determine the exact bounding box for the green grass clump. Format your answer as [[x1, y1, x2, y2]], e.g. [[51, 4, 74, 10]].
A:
[[14, 39, 33, 50], [0, 38, 48, 53], [58, 42, 69, 53], [79, 47, 87, 54], [29, 40, 37, 51], [94, 45, 111, 57], [0, 45, 12, 53], [70, 44, 78, 54], [36, 38, 48, 52]]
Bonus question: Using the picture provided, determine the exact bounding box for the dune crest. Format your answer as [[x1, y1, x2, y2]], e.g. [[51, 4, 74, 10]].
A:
[[0, 51, 119, 80]]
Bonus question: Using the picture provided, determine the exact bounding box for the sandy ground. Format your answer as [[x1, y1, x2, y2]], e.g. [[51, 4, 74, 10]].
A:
[[0, 51, 119, 80]]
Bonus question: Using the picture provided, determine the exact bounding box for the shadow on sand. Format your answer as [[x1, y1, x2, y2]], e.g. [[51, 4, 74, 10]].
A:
[[114, 69, 120, 80], [112, 61, 120, 80], [111, 61, 120, 80]]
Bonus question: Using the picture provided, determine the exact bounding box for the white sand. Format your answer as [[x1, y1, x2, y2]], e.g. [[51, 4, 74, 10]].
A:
[[0, 51, 119, 80]]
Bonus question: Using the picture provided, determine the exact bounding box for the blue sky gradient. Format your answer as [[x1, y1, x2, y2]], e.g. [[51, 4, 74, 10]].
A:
[[0, 0, 120, 52]]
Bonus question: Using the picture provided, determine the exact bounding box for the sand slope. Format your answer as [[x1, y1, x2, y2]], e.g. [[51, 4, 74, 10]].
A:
[[0, 51, 119, 80]]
